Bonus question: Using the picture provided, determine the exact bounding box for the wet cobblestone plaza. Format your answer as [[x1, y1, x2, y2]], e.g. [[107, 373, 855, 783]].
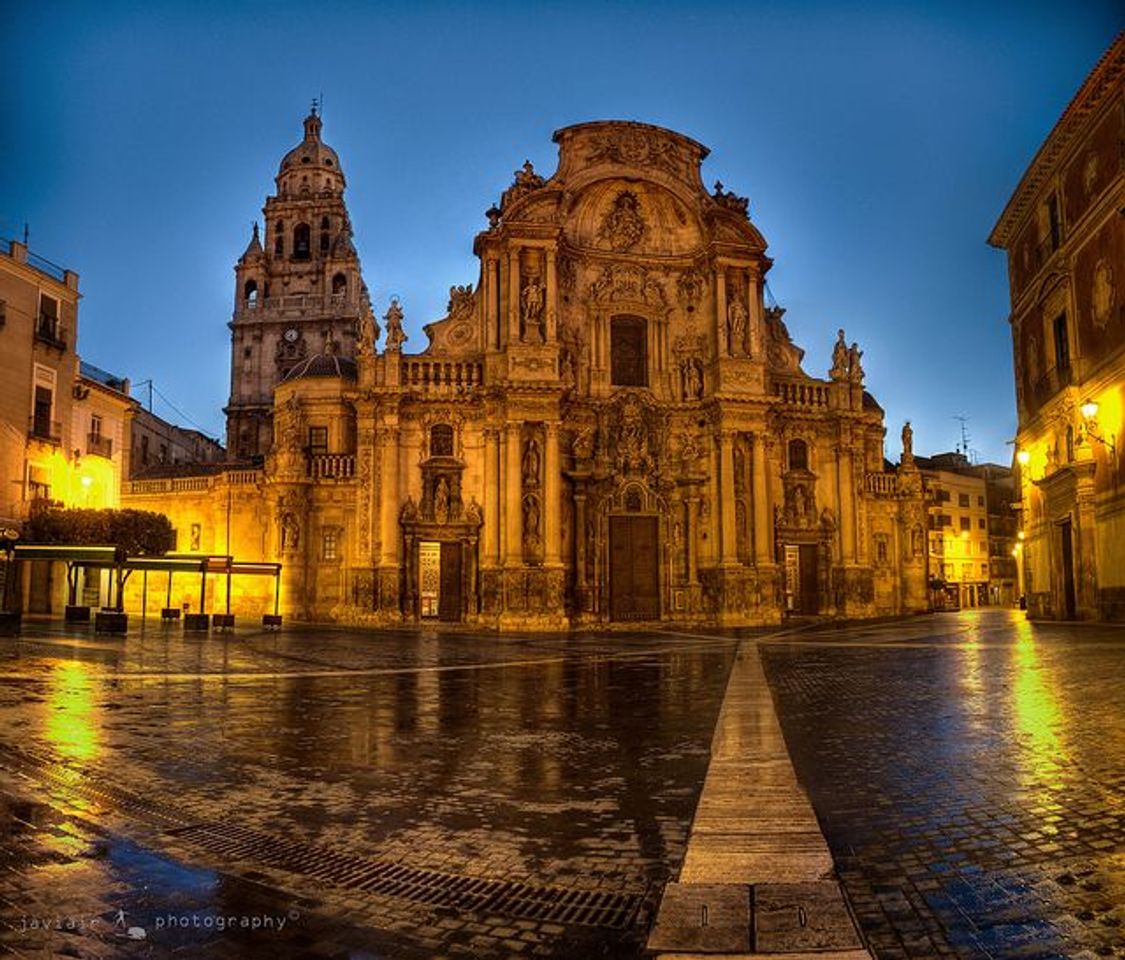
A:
[[765, 610, 1125, 959], [0, 622, 736, 958], [1, 610, 1123, 958]]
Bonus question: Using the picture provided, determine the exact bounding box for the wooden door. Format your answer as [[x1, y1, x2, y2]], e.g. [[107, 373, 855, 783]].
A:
[[609, 516, 660, 621], [1060, 519, 1076, 619], [798, 544, 819, 615], [439, 542, 462, 622]]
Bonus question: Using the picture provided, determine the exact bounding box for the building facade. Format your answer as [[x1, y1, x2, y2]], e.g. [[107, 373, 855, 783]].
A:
[[124, 115, 928, 627], [989, 33, 1125, 621], [129, 407, 224, 478]]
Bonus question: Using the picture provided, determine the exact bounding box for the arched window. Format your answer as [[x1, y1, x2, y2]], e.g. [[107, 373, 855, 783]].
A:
[[788, 438, 808, 471], [610, 316, 647, 387], [430, 424, 454, 457], [293, 223, 311, 260], [332, 273, 347, 296], [273, 222, 284, 256], [320, 230, 330, 253], [320, 216, 330, 229], [243, 279, 258, 306]]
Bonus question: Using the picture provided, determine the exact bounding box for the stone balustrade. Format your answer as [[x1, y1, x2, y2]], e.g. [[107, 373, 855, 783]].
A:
[[864, 472, 900, 496], [771, 378, 831, 408], [307, 454, 355, 480], [401, 358, 484, 393]]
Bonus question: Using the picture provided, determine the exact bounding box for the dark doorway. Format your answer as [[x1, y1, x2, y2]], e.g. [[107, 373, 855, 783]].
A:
[[439, 542, 462, 622], [798, 543, 819, 614], [609, 516, 660, 621], [1059, 519, 1076, 619]]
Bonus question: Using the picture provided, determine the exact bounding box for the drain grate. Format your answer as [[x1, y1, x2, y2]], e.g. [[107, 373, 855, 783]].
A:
[[167, 821, 644, 930], [0, 743, 192, 827]]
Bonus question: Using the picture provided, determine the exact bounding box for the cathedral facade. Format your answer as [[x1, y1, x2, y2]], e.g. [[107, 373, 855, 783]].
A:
[[123, 113, 928, 628]]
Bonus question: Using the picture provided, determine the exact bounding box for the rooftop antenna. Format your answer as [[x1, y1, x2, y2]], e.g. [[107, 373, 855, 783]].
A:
[[953, 415, 970, 457]]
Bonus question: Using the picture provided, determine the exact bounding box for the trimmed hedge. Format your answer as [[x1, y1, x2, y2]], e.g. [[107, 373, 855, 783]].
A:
[[26, 505, 175, 556]]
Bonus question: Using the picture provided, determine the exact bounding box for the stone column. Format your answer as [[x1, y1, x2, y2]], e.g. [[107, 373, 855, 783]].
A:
[[508, 247, 521, 344], [715, 266, 728, 356], [574, 490, 588, 594], [485, 257, 499, 350], [483, 427, 500, 565], [751, 432, 772, 563], [379, 423, 400, 567], [545, 249, 557, 341], [748, 268, 764, 358], [838, 444, 857, 563], [505, 422, 523, 563], [719, 429, 738, 564], [686, 493, 701, 584], [544, 422, 561, 564]]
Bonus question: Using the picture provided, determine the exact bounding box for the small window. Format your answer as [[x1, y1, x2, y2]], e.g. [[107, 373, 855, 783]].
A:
[[788, 439, 808, 471], [320, 217, 330, 230], [244, 279, 258, 305], [332, 273, 347, 296], [308, 426, 328, 454], [977, 495, 984, 507], [243, 347, 252, 358], [960, 516, 971, 532], [274, 222, 284, 256], [981, 564, 989, 576], [1054, 311, 1070, 374], [875, 536, 888, 563], [430, 424, 454, 457], [958, 493, 969, 507], [978, 518, 985, 529], [90, 414, 102, 438], [324, 158, 333, 167], [159, 443, 168, 464], [322, 528, 338, 560], [293, 223, 311, 261], [610, 316, 647, 387], [320, 231, 329, 253]]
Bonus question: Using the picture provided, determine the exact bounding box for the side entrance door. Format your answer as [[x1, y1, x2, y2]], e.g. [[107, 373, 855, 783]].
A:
[[438, 542, 463, 622], [1059, 519, 1076, 619], [798, 543, 819, 615], [609, 516, 660, 621]]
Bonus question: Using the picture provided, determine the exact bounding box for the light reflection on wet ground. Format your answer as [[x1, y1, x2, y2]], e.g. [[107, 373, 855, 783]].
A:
[[0, 620, 737, 958], [764, 609, 1125, 959]]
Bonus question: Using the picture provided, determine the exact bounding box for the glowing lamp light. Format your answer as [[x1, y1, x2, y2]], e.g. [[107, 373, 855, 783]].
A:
[[1018, 530, 1025, 541], [1016, 449, 1031, 466], [1081, 399, 1099, 420], [80, 476, 92, 488]]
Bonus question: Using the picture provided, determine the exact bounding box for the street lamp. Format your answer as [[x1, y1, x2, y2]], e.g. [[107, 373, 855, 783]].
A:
[[1080, 398, 1117, 457], [1016, 449, 1030, 466]]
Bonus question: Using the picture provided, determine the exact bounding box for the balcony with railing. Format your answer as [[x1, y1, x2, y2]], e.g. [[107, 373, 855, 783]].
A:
[[771, 377, 832, 409], [864, 472, 900, 497], [125, 469, 262, 496], [28, 416, 62, 444], [86, 432, 113, 458], [401, 358, 484, 394], [34, 315, 67, 350], [236, 292, 359, 319], [306, 453, 355, 480]]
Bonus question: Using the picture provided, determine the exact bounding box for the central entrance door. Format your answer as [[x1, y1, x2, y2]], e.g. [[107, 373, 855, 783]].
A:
[[609, 516, 660, 621], [438, 542, 463, 622]]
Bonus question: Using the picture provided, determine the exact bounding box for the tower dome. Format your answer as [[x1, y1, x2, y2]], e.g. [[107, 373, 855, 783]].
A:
[[276, 107, 346, 198]]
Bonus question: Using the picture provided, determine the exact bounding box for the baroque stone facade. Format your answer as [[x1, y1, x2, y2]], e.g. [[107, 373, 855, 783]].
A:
[[123, 115, 927, 628]]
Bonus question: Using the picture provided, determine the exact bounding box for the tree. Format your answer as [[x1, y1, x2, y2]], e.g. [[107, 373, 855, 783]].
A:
[[26, 505, 175, 555]]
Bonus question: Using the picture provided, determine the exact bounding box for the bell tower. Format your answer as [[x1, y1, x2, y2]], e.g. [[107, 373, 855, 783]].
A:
[[225, 104, 373, 459]]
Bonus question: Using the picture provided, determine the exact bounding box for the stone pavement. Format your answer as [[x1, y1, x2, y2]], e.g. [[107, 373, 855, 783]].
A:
[[763, 609, 1125, 959], [649, 632, 870, 960], [0, 620, 739, 958]]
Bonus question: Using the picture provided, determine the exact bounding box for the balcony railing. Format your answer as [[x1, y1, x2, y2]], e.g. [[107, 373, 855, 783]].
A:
[[771, 378, 831, 408], [125, 470, 262, 496], [28, 416, 61, 443], [401, 358, 484, 394], [307, 453, 355, 480], [236, 292, 359, 318], [86, 433, 113, 458], [34, 317, 67, 350], [864, 473, 900, 497]]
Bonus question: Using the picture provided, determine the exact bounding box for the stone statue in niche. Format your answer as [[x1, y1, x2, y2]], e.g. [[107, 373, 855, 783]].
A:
[[523, 496, 541, 546], [400, 495, 417, 523], [383, 297, 407, 350], [434, 477, 450, 525], [465, 496, 483, 526], [280, 513, 299, 550], [681, 358, 703, 400], [599, 191, 646, 252], [830, 329, 849, 380], [848, 342, 864, 383], [727, 296, 748, 356], [572, 425, 595, 461], [617, 398, 652, 474], [522, 437, 541, 487], [520, 278, 545, 341]]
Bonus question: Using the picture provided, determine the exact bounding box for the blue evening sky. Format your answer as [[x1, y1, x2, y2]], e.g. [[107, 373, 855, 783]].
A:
[[3, 2, 1120, 464]]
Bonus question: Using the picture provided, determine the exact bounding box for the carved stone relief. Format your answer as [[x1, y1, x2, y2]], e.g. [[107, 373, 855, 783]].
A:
[[598, 191, 647, 252]]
